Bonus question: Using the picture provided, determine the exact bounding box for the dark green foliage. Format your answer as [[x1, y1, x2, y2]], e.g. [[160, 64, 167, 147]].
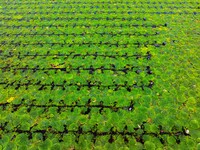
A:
[[0, 0, 199, 149]]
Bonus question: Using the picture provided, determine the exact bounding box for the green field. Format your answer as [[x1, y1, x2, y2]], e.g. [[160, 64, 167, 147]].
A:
[[0, 0, 199, 150]]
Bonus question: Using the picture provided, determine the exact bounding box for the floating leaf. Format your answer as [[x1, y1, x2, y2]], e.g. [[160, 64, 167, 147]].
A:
[[13, 15, 23, 19], [7, 97, 15, 103], [144, 141, 156, 150], [190, 119, 199, 129]]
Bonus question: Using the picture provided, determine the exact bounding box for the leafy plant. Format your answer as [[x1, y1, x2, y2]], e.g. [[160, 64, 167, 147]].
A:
[[0, 0, 199, 149]]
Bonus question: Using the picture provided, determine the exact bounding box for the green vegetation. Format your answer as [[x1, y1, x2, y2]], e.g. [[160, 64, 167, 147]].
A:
[[0, 0, 199, 149]]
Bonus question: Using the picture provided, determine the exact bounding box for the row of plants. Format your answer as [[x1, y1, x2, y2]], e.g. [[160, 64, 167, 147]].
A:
[[0, 25, 165, 35], [0, 36, 166, 44], [0, 31, 160, 37], [0, 25, 167, 32], [5, 57, 155, 66], [1, 6, 197, 15], [0, 84, 154, 105], [0, 51, 151, 60], [1, 1, 198, 5], [0, 19, 182, 27], [1, 7, 196, 14], [1, 15, 149, 21], [0, 45, 158, 58], [1, 11, 197, 23]]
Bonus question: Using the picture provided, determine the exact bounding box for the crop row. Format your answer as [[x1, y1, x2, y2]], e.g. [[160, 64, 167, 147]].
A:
[[0, 32, 159, 38], [0, 121, 189, 144], [1, 7, 197, 14], [0, 16, 148, 21], [0, 79, 154, 91], [0, 12, 198, 22], [2, 5, 196, 10], [0, 65, 152, 75], [0, 22, 168, 29], [1, 1, 198, 5], [0, 41, 166, 48], [1, 22, 160, 31], [0, 30, 165, 43], [1, 89, 146, 107], [0, 44, 158, 55], [0, 98, 134, 114], [0, 51, 151, 59]]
